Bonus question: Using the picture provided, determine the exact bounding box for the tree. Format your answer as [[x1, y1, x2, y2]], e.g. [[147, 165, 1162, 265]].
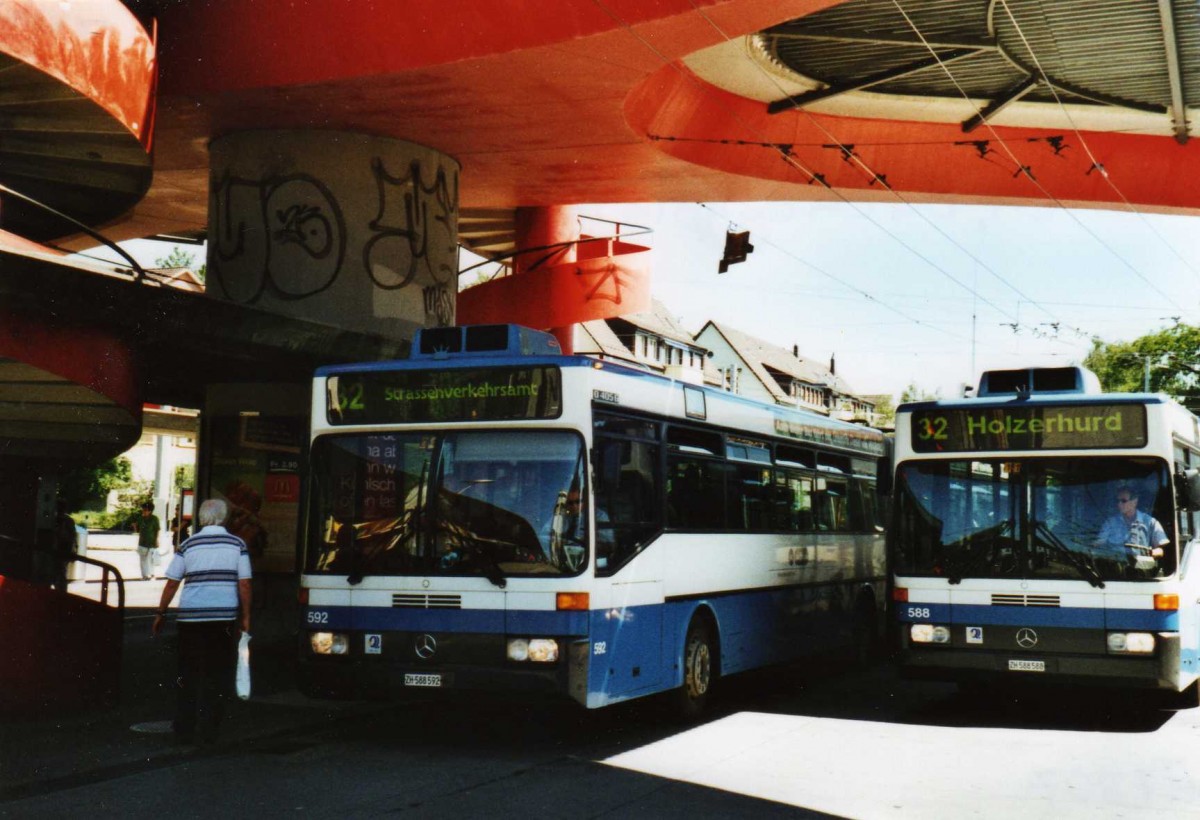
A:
[[58, 456, 133, 511], [899, 383, 940, 404], [1083, 324, 1200, 400], [113, 481, 156, 529], [174, 463, 195, 495], [871, 393, 897, 428], [154, 247, 206, 283]]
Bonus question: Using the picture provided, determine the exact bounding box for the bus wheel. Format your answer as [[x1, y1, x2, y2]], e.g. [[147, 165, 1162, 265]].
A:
[[674, 619, 716, 720]]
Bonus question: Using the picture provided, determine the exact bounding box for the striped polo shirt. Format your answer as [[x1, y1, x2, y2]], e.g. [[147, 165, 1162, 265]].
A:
[[165, 525, 253, 622]]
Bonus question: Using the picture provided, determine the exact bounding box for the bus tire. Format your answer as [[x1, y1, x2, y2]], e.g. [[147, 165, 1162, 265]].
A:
[[674, 618, 717, 720]]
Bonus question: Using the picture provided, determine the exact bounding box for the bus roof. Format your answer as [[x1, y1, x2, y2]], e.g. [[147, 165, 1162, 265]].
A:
[[898, 393, 1169, 414], [316, 352, 886, 450]]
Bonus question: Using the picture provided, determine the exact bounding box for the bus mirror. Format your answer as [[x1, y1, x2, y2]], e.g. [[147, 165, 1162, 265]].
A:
[[1175, 468, 1200, 510]]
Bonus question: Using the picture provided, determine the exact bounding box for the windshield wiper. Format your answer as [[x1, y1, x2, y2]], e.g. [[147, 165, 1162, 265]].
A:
[[946, 521, 1012, 584], [469, 536, 508, 589], [1033, 520, 1105, 589]]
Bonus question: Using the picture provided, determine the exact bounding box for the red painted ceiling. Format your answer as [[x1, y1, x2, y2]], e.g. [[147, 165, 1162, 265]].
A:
[[88, 0, 1200, 245]]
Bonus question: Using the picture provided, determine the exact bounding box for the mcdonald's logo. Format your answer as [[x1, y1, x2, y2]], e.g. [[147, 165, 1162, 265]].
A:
[[265, 473, 300, 503]]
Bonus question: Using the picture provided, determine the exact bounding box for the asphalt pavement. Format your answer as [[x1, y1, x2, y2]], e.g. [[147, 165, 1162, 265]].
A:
[[0, 547, 380, 803], [5, 546, 1200, 818]]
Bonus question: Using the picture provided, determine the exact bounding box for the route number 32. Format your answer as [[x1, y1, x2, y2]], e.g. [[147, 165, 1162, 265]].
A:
[[916, 416, 949, 441]]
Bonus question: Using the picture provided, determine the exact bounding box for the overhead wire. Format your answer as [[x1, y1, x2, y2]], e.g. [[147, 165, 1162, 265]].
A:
[[890, 0, 1187, 313], [695, 202, 969, 341], [993, 0, 1200, 288], [683, 0, 1102, 351], [684, 0, 1102, 352], [589, 0, 1038, 344]]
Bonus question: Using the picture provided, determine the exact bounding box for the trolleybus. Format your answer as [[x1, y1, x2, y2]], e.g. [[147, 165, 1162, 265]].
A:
[[298, 323, 889, 713], [892, 365, 1200, 701]]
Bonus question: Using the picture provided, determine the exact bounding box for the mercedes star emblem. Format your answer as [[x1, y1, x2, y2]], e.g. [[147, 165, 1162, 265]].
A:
[[414, 633, 438, 659], [1015, 628, 1039, 649]]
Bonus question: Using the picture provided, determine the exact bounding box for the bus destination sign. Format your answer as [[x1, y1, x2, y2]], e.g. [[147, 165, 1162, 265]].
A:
[[910, 403, 1147, 452], [327, 366, 562, 425]]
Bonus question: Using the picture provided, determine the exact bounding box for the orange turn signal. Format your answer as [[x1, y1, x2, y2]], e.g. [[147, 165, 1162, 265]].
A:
[[556, 592, 590, 611], [1154, 593, 1179, 611], [892, 587, 909, 603]]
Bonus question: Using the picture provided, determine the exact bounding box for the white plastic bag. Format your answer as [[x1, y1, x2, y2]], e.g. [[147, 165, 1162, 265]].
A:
[[236, 633, 251, 700]]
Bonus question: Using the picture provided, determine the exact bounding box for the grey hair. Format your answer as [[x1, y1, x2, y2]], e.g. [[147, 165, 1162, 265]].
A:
[[196, 498, 229, 528]]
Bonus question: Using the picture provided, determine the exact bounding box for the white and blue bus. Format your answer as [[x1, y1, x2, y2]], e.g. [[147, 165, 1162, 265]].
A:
[[892, 365, 1200, 701], [299, 324, 889, 713]]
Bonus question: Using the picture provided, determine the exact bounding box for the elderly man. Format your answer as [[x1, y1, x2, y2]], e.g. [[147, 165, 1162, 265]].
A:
[[152, 498, 252, 745]]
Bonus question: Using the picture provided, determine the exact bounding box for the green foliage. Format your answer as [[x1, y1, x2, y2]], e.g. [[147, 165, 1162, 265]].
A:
[[1083, 324, 1200, 399], [154, 247, 195, 269], [174, 463, 195, 493], [154, 247, 206, 283], [871, 394, 897, 428], [899, 383, 940, 404], [58, 457, 133, 511], [112, 481, 156, 530], [75, 510, 124, 530]]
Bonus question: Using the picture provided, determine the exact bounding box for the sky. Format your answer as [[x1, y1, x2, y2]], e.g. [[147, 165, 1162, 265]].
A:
[[86, 200, 1200, 402], [575, 200, 1200, 400]]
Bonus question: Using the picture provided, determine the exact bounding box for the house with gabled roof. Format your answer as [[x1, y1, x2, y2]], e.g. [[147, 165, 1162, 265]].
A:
[[694, 320, 876, 423], [145, 266, 205, 293], [572, 298, 721, 386]]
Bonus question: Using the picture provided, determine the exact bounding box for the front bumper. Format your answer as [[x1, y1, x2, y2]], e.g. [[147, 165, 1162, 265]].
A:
[[298, 632, 591, 705], [898, 631, 1184, 691]]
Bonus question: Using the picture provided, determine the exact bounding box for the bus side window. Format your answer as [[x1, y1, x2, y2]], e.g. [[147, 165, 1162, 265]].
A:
[[814, 478, 850, 531], [667, 457, 724, 529], [729, 464, 771, 532], [595, 436, 660, 573], [851, 478, 876, 532], [780, 470, 814, 532]]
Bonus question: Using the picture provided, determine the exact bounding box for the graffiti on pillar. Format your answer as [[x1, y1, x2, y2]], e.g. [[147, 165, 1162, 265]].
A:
[[422, 285, 454, 327], [210, 171, 347, 304], [363, 157, 459, 291]]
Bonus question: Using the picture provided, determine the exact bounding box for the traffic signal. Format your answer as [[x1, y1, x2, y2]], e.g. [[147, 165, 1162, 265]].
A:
[[718, 229, 754, 273]]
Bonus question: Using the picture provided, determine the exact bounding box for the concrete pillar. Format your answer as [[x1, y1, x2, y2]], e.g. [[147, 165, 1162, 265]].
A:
[[207, 130, 460, 340], [514, 206, 579, 353]]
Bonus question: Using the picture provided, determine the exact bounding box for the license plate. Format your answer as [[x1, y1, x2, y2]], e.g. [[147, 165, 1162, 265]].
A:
[[1008, 659, 1046, 672], [404, 673, 443, 688]]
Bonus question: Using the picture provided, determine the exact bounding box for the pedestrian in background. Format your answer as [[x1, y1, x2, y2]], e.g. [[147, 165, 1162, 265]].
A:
[[134, 501, 161, 580], [152, 498, 252, 745], [52, 498, 77, 591]]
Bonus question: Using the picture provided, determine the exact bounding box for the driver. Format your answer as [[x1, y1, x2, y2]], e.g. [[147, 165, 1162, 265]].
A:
[[1094, 484, 1168, 570]]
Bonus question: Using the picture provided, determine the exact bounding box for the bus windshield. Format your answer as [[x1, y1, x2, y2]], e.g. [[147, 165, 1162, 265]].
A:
[[305, 430, 588, 579], [893, 457, 1175, 583]]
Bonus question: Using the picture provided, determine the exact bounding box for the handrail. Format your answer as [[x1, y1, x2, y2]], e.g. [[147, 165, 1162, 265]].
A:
[[0, 182, 148, 282], [69, 553, 126, 611], [458, 214, 652, 276]]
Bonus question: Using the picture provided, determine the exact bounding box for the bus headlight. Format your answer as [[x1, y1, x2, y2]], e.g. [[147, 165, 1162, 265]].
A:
[[310, 632, 349, 655], [507, 638, 559, 662], [528, 639, 559, 663], [910, 624, 951, 644], [1107, 632, 1156, 654], [507, 638, 529, 661]]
